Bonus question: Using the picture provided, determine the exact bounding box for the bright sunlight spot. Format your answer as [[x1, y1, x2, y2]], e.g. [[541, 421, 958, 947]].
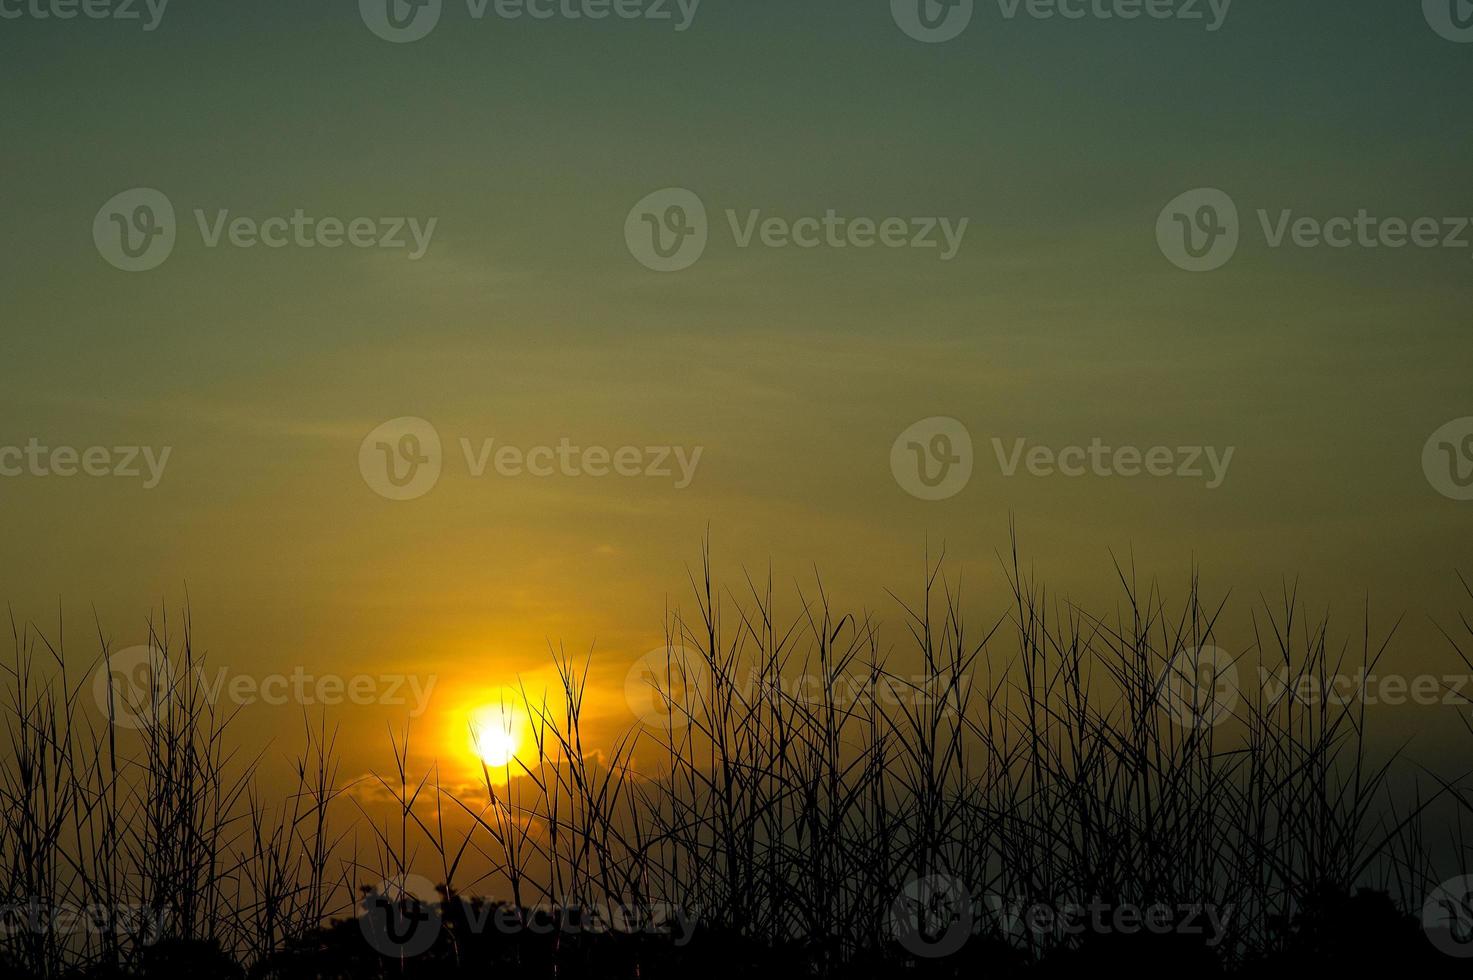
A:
[[469, 704, 521, 768]]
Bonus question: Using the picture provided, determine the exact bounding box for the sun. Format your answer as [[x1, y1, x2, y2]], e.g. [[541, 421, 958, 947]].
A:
[[469, 704, 521, 769]]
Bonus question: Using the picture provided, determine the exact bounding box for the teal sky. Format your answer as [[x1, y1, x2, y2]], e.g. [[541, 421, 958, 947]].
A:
[[2, 0, 1472, 774]]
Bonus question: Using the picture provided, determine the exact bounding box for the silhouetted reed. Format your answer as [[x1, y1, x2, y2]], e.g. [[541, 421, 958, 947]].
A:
[[4, 541, 1472, 977]]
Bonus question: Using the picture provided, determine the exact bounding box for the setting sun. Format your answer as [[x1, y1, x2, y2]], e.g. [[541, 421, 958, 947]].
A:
[[469, 704, 522, 769]]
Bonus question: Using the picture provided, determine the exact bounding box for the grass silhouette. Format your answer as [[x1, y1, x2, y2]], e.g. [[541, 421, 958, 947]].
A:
[[4, 542, 1473, 977]]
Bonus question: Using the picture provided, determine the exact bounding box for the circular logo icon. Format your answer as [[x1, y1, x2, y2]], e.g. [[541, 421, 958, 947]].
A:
[[360, 417, 443, 501], [1425, 0, 1473, 42], [92, 644, 171, 730], [891, 418, 973, 501], [888, 874, 973, 958], [93, 189, 176, 272], [1423, 418, 1473, 501], [359, 873, 442, 958], [625, 188, 708, 272], [360, 0, 442, 42], [891, 0, 974, 43], [1425, 875, 1473, 957], [625, 646, 708, 730], [1156, 188, 1239, 272], [1161, 645, 1239, 729]]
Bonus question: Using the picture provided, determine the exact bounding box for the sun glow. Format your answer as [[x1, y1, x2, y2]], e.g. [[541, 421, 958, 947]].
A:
[[469, 704, 522, 769]]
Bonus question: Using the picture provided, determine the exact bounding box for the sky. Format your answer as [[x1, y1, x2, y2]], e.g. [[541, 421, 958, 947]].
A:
[[2, 0, 1472, 781]]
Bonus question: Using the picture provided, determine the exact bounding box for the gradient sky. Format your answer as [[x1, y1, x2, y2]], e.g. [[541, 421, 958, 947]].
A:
[[2, 0, 1472, 780]]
